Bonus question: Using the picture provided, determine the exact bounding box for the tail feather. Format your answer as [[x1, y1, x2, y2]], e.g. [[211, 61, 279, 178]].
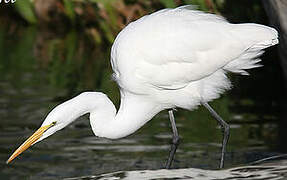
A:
[[224, 50, 264, 75], [224, 24, 278, 75]]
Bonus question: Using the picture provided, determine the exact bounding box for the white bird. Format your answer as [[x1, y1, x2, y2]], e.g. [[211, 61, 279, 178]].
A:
[[7, 6, 278, 169]]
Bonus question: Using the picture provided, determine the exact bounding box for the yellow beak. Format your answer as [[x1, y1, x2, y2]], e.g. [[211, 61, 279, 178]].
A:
[[6, 123, 54, 164]]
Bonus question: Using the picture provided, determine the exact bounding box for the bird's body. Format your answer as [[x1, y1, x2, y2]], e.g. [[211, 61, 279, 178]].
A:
[[95, 6, 277, 138], [111, 6, 277, 109], [7, 6, 278, 168]]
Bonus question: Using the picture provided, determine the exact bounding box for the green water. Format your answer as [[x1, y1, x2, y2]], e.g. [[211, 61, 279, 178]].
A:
[[0, 25, 282, 179]]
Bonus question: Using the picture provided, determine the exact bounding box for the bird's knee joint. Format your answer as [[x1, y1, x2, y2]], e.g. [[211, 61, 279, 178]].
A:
[[172, 136, 180, 145], [225, 124, 230, 131], [224, 124, 230, 135]]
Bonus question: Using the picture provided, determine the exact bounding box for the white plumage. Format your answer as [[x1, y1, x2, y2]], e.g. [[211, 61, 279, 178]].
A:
[[111, 6, 278, 110], [7, 6, 279, 167]]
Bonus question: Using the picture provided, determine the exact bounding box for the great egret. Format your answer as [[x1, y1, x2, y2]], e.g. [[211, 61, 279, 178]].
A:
[[7, 6, 278, 169]]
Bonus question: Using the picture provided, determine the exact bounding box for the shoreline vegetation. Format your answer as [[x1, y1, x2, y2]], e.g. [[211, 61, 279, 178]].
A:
[[0, 0, 223, 44]]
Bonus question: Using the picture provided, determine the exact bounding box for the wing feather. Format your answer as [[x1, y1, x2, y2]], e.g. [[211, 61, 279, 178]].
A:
[[111, 6, 274, 92], [125, 9, 246, 89]]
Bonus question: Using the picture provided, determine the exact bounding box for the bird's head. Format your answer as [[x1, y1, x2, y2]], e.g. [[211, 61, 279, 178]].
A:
[[6, 93, 94, 164], [6, 110, 68, 164]]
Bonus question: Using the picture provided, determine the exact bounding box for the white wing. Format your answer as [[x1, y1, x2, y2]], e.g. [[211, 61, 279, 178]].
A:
[[111, 6, 278, 92]]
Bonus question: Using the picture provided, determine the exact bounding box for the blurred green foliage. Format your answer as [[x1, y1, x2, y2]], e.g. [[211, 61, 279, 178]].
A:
[[159, 0, 177, 8], [14, 0, 37, 24], [63, 0, 76, 24], [8, 0, 226, 44], [5, 0, 269, 45]]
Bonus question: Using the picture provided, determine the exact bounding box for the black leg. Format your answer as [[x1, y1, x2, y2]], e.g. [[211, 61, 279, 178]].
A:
[[202, 102, 230, 169], [165, 110, 180, 169]]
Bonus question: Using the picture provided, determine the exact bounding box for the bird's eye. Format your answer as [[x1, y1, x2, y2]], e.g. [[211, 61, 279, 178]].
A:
[[51, 121, 57, 126]]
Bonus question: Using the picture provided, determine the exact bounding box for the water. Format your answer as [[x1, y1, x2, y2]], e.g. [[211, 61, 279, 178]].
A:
[[0, 24, 284, 179]]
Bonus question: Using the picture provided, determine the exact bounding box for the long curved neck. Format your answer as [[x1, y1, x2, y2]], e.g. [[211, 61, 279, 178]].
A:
[[40, 92, 163, 142], [89, 91, 162, 139]]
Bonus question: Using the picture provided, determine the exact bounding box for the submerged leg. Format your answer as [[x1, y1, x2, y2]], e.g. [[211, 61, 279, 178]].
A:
[[165, 110, 180, 169], [202, 102, 230, 169]]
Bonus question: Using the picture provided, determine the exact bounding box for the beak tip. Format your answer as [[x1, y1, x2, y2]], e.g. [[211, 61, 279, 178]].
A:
[[6, 123, 53, 165]]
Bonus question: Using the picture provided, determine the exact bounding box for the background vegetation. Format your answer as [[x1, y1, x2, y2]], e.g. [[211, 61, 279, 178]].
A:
[[1, 0, 241, 44]]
